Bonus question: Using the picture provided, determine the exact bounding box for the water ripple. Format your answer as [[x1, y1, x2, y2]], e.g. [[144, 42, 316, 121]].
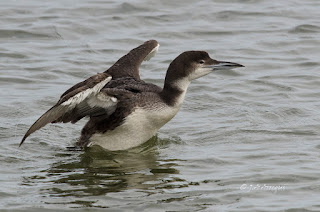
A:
[[1, 0, 320, 211]]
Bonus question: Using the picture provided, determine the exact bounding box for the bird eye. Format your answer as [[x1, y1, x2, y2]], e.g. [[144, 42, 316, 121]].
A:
[[199, 60, 205, 64]]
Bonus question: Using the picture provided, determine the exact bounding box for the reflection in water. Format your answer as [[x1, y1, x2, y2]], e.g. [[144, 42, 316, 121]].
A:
[[23, 136, 184, 208]]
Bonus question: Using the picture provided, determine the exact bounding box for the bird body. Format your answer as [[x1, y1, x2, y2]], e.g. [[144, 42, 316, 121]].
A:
[[20, 40, 243, 151]]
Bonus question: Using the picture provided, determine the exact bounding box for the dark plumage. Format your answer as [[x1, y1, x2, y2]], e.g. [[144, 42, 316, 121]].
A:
[[20, 40, 243, 150]]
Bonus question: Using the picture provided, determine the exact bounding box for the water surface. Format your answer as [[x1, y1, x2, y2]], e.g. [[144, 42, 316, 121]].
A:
[[1, 0, 320, 211]]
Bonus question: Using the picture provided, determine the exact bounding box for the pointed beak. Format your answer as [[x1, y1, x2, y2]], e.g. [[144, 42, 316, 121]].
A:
[[204, 60, 244, 71]]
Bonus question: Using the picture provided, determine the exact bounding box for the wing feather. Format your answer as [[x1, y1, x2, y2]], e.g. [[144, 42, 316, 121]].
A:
[[105, 40, 159, 80], [20, 40, 161, 146], [20, 73, 116, 146]]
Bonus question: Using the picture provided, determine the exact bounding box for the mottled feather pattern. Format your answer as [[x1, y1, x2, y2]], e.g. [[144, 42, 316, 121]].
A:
[[20, 40, 160, 147], [19, 72, 112, 146], [20, 40, 241, 150]]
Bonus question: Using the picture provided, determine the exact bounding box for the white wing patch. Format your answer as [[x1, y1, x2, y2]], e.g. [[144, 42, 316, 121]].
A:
[[87, 92, 117, 108], [19, 75, 115, 146], [144, 44, 160, 61], [111, 97, 117, 103], [61, 76, 112, 107]]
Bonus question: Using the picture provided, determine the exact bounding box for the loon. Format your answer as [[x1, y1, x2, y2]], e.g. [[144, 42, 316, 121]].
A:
[[20, 40, 244, 151]]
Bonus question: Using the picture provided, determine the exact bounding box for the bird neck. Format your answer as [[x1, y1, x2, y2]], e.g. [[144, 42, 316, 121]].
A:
[[161, 76, 190, 107]]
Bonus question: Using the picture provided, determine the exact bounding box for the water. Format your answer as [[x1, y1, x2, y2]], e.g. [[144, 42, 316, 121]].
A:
[[1, 0, 320, 211]]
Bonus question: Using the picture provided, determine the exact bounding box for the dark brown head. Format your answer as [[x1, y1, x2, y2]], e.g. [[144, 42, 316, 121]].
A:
[[164, 51, 243, 85]]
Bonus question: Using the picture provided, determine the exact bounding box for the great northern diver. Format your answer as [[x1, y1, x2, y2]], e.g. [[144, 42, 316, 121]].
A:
[[20, 40, 244, 151]]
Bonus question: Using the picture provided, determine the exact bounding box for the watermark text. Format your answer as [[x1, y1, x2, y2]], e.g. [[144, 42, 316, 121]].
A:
[[240, 184, 286, 193]]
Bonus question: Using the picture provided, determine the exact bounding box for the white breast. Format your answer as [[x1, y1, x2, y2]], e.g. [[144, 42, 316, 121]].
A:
[[88, 105, 181, 151]]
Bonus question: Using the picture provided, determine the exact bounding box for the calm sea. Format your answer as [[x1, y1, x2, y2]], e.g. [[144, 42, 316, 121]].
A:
[[1, 0, 320, 211]]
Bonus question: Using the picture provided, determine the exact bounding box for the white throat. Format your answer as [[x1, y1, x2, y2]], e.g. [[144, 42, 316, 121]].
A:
[[168, 77, 190, 107], [189, 67, 212, 80], [172, 77, 191, 91]]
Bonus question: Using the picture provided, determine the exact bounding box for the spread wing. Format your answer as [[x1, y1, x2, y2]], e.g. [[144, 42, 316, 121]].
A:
[[20, 40, 160, 146], [105, 40, 159, 80], [20, 73, 117, 146]]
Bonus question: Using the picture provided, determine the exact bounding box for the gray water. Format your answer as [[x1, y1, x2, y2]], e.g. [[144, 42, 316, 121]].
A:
[[1, 0, 320, 211]]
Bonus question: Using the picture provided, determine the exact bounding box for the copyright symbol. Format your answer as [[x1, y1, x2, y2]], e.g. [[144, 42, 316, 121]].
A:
[[240, 184, 247, 190]]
